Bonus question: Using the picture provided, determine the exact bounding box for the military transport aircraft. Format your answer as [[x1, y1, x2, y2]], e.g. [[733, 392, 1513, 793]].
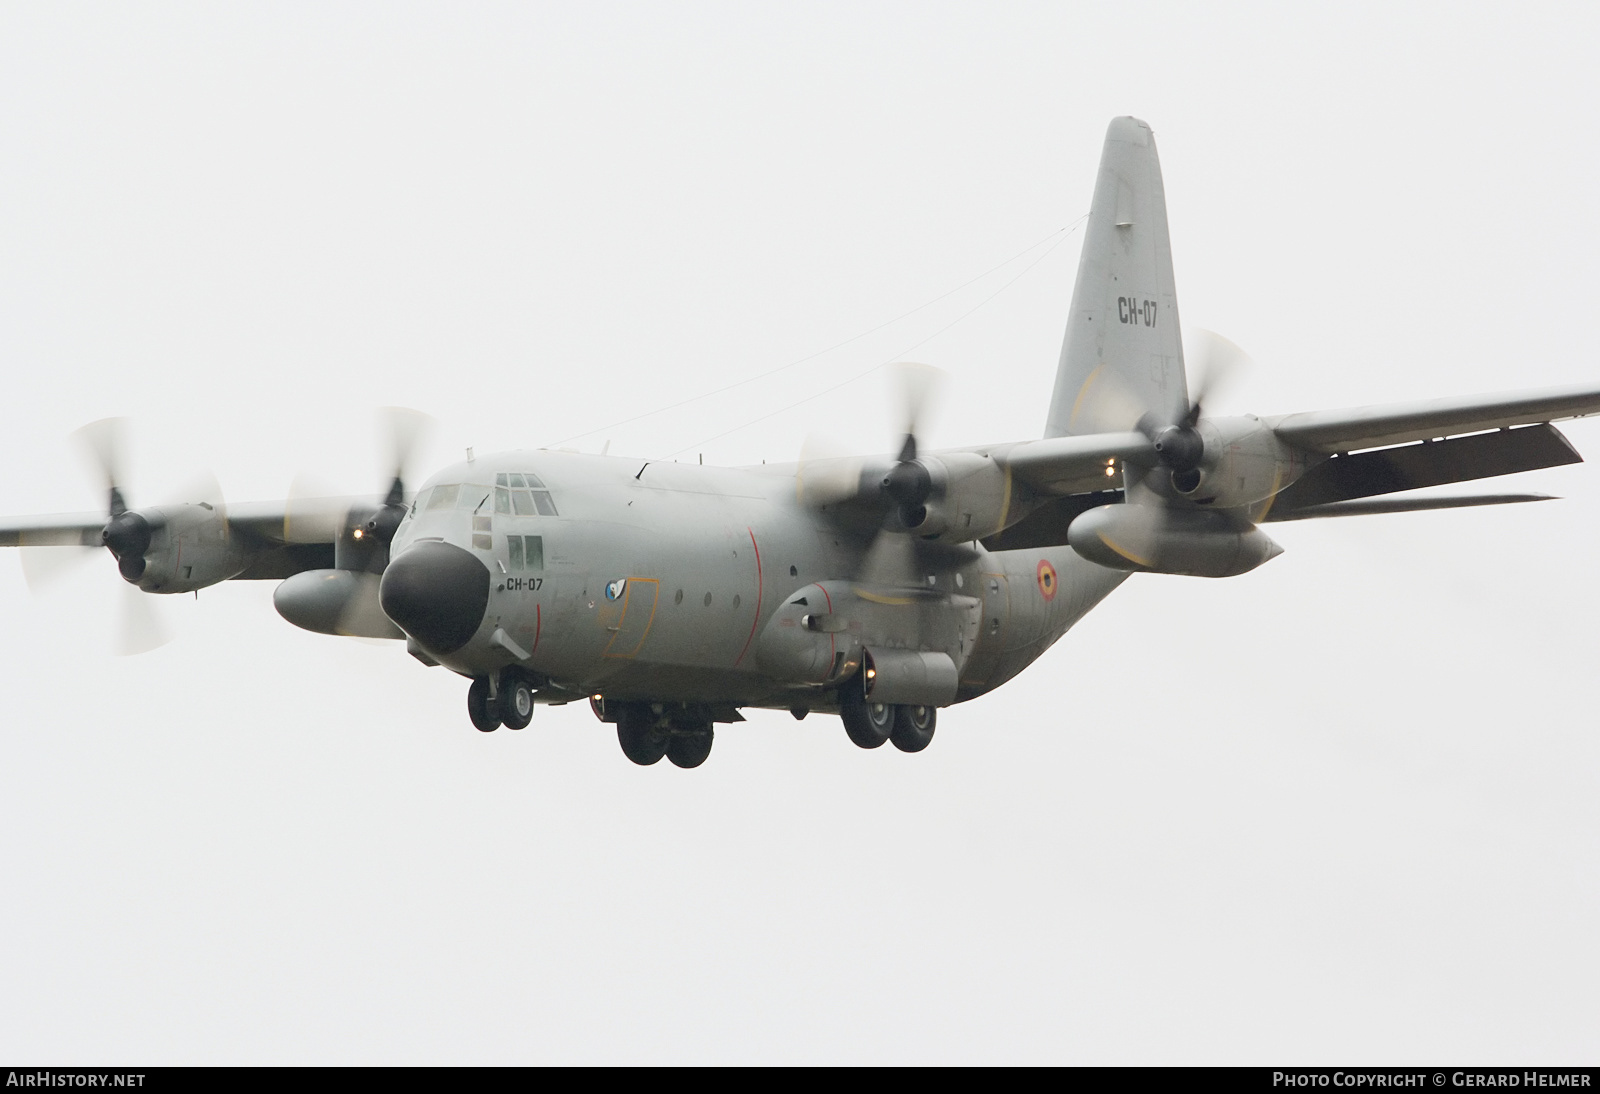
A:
[[5, 116, 1600, 769]]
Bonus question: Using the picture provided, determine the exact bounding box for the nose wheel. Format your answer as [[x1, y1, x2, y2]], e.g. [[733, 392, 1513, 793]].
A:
[[498, 672, 534, 730], [467, 677, 500, 732], [466, 669, 536, 733]]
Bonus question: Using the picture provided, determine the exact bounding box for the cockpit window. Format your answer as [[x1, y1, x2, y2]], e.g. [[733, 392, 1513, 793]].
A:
[[492, 473, 559, 516], [426, 484, 460, 511], [497, 473, 547, 487]]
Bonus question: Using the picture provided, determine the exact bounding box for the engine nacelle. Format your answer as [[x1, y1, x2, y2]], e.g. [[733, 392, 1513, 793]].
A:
[[899, 452, 1019, 543], [1067, 503, 1282, 578], [122, 503, 255, 594], [1162, 416, 1310, 511], [274, 569, 404, 639]]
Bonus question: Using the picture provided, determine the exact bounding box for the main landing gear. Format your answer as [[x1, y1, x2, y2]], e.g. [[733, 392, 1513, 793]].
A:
[[604, 700, 715, 769], [839, 691, 937, 753], [466, 668, 536, 733]]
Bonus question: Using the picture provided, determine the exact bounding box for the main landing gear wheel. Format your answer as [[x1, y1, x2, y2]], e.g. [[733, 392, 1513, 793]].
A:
[[497, 671, 534, 730], [666, 724, 714, 769], [616, 706, 669, 766], [467, 677, 501, 733], [890, 705, 936, 753], [840, 693, 894, 749]]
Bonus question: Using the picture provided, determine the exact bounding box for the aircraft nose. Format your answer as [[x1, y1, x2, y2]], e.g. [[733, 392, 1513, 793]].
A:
[[379, 540, 491, 654]]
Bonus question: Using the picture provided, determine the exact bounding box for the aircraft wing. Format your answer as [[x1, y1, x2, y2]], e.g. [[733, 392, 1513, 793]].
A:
[[0, 512, 105, 547], [0, 496, 361, 581], [990, 431, 1152, 495], [1267, 383, 1600, 453], [0, 498, 356, 548]]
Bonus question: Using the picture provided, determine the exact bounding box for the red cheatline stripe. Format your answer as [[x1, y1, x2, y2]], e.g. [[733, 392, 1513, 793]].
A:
[[530, 603, 541, 655], [733, 527, 763, 668]]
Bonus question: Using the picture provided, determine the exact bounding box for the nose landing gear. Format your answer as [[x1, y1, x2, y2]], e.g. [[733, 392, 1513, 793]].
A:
[[466, 669, 537, 733]]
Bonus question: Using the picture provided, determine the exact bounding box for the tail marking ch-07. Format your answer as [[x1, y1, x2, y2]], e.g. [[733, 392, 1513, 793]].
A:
[[4, 116, 1598, 767]]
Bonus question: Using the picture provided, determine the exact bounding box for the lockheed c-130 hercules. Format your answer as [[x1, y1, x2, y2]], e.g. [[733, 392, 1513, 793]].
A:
[[6, 116, 1600, 769]]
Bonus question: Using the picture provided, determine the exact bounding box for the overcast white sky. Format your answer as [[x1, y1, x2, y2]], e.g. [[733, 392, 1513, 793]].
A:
[[3, 1, 1599, 1064]]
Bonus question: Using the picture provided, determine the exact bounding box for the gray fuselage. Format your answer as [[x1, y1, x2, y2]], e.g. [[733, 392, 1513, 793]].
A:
[[388, 449, 1126, 712]]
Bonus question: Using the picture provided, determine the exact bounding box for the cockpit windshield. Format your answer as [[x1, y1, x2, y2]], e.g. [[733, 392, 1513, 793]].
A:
[[494, 473, 559, 516], [416, 483, 494, 513]]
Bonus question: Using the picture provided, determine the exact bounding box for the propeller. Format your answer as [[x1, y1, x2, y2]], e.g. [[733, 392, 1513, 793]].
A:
[[794, 363, 975, 591], [878, 362, 942, 529], [12, 416, 182, 655], [282, 408, 434, 563], [73, 417, 155, 581], [359, 407, 433, 546], [1138, 330, 1253, 486]]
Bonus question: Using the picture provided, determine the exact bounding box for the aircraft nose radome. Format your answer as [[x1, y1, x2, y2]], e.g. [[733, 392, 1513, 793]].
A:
[[379, 540, 491, 654]]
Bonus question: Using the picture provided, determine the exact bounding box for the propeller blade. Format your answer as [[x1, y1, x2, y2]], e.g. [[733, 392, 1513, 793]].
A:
[[116, 582, 170, 656], [796, 434, 865, 507], [283, 472, 348, 544], [890, 361, 943, 457], [858, 527, 922, 592], [72, 417, 130, 515], [1183, 329, 1252, 426], [19, 545, 98, 592], [1066, 365, 1154, 436], [378, 406, 434, 505], [165, 470, 227, 516]]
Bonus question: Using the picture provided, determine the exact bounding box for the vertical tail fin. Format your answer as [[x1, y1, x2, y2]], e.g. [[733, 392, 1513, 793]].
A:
[[1044, 117, 1188, 439]]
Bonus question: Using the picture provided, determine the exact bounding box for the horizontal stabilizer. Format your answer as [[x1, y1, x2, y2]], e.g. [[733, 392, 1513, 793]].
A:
[[1269, 383, 1600, 454], [1268, 423, 1579, 516], [1265, 493, 1555, 521]]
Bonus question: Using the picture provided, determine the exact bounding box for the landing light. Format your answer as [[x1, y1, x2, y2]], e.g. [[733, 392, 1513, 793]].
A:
[[353, 528, 365, 539]]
